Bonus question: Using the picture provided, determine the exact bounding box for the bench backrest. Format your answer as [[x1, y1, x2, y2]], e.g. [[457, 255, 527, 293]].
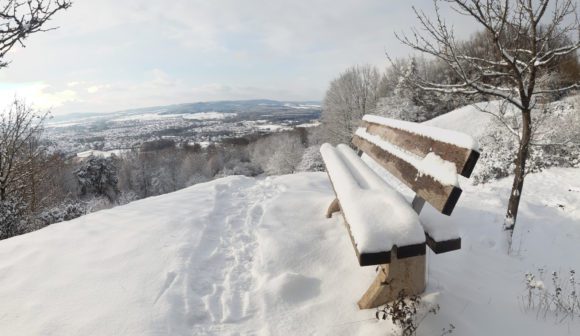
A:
[[352, 115, 480, 216]]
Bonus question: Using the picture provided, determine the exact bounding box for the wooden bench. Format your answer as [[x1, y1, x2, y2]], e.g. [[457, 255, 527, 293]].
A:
[[320, 114, 479, 309]]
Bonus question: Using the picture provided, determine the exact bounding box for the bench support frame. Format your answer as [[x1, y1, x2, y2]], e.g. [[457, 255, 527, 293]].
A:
[[358, 250, 426, 309], [357, 195, 427, 309], [326, 198, 340, 219]]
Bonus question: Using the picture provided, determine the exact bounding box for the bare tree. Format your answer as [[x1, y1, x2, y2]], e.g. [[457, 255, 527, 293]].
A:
[[395, 0, 580, 250], [0, 0, 71, 68], [321, 65, 382, 144], [0, 100, 47, 202]]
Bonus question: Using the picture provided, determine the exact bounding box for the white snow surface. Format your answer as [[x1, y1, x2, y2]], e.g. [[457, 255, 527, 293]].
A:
[[355, 128, 459, 187], [364, 114, 480, 151], [320, 143, 425, 253], [112, 112, 234, 122], [424, 101, 500, 137], [76, 149, 129, 158], [182, 112, 235, 120], [1, 168, 580, 335]]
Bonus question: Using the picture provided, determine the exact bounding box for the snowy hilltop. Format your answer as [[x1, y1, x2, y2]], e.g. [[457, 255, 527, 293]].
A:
[[0, 168, 579, 335]]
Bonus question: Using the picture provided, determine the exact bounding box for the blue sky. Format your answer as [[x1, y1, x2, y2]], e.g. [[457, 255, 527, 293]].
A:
[[0, 0, 476, 115]]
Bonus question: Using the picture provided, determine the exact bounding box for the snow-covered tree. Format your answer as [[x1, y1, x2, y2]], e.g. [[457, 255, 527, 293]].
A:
[[297, 145, 325, 172], [250, 132, 305, 175], [321, 65, 382, 144], [264, 134, 304, 175], [37, 199, 87, 226], [374, 59, 430, 122], [0, 197, 27, 239], [0, 100, 47, 203], [74, 155, 120, 202], [177, 152, 208, 187], [0, 0, 71, 69], [396, 0, 580, 250], [374, 95, 427, 122], [473, 96, 580, 184]]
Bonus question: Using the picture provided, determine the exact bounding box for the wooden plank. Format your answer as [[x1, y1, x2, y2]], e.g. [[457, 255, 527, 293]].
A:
[[425, 234, 461, 254], [352, 135, 462, 215], [362, 121, 480, 178], [358, 250, 427, 309], [324, 170, 426, 266], [326, 198, 340, 218]]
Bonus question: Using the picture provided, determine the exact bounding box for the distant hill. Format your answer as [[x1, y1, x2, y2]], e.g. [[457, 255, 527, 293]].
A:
[[49, 99, 322, 124]]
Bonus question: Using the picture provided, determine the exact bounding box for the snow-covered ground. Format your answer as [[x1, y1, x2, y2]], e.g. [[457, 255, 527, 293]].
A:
[[76, 149, 130, 159], [1, 166, 579, 335], [111, 112, 236, 122]]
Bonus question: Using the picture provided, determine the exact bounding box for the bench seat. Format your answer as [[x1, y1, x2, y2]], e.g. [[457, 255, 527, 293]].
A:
[[320, 143, 426, 266]]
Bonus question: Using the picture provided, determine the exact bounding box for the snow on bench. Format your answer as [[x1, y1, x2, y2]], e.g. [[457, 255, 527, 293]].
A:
[[320, 143, 426, 265], [352, 118, 480, 215], [362, 115, 480, 178], [354, 128, 459, 187], [321, 114, 480, 309]]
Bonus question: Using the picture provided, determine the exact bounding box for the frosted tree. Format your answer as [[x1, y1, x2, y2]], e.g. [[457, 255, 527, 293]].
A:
[[0, 1, 71, 239], [0, 100, 46, 202], [321, 65, 382, 144], [374, 59, 428, 121], [74, 156, 120, 203], [396, 0, 580, 250], [297, 145, 325, 172], [264, 133, 305, 175], [0, 0, 71, 68], [249, 132, 305, 175], [0, 196, 26, 239]]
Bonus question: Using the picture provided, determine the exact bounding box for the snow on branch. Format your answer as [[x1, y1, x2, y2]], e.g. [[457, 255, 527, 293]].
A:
[[0, 0, 71, 68]]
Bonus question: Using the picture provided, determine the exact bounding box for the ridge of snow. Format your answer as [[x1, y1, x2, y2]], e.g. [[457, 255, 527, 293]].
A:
[[363, 114, 480, 151], [320, 143, 425, 253], [355, 128, 459, 187]]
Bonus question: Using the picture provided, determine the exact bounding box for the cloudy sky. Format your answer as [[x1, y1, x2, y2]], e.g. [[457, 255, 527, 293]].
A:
[[0, 0, 476, 115]]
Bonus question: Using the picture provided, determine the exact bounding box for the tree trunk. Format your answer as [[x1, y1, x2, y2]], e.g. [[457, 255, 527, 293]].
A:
[[504, 109, 532, 251]]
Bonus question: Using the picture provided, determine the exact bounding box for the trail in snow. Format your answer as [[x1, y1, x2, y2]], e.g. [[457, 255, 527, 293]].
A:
[[148, 177, 285, 335]]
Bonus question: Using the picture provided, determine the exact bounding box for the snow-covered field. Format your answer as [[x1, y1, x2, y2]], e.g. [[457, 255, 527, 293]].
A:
[[111, 112, 236, 122], [76, 149, 130, 159], [0, 167, 579, 335]]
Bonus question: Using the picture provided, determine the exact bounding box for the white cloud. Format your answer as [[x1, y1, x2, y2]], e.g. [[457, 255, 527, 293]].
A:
[[0, 83, 79, 111], [87, 84, 111, 94], [0, 0, 480, 115]]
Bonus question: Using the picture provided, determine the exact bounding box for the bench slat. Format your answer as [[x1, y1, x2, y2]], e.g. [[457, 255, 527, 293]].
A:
[[352, 135, 462, 215], [321, 144, 426, 266], [362, 118, 480, 178], [426, 234, 461, 254]]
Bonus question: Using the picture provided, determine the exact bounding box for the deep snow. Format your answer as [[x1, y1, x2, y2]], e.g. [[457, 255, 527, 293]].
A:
[[1, 166, 580, 335]]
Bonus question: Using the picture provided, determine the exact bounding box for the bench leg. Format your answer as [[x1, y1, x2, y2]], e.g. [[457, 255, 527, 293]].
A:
[[357, 252, 426, 309], [326, 198, 341, 218]]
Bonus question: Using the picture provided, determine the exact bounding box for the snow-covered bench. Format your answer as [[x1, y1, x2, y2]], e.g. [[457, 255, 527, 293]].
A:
[[320, 114, 479, 309]]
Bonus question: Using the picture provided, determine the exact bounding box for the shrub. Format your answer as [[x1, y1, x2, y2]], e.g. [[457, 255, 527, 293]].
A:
[[472, 97, 580, 184], [520, 269, 580, 323], [376, 292, 449, 336], [37, 200, 87, 226], [0, 197, 28, 240]]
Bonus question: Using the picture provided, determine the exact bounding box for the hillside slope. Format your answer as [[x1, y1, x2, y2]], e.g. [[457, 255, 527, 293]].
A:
[[425, 101, 497, 136], [0, 168, 579, 335]]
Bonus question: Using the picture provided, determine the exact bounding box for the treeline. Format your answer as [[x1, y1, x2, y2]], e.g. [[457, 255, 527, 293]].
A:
[[320, 26, 580, 183], [0, 103, 325, 240], [320, 28, 580, 145]]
